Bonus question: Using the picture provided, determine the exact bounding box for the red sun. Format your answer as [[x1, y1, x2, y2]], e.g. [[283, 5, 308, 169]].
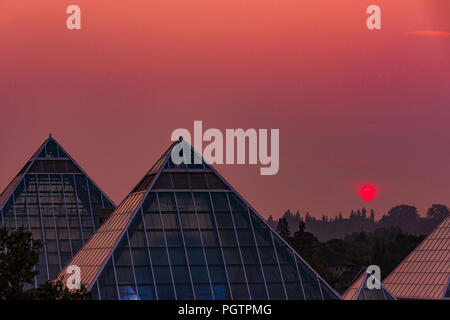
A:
[[360, 184, 376, 202]]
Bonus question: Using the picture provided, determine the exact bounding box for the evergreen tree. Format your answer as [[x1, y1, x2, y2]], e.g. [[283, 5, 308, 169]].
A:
[[426, 204, 449, 221], [276, 218, 290, 238], [305, 212, 312, 224], [0, 227, 41, 299], [0, 226, 91, 300], [370, 209, 375, 222], [361, 208, 367, 219], [283, 209, 292, 219], [28, 281, 92, 300], [298, 219, 306, 233], [267, 215, 275, 228], [370, 238, 386, 265]]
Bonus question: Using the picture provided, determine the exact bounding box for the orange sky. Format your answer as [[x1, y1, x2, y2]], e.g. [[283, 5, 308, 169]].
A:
[[1, 0, 449, 220]]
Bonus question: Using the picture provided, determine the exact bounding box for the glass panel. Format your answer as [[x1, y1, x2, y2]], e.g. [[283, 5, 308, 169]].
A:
[[184, 230, 202, 246], [189, 174, 207, 189], [38, 148, 46, 158], [212, 284, 230, 300], [150, 248, 169, 265], [165, 230, 183, 246], [87, 180, 103, 228], [98, 260, 117, 286], [320, 280, 338, 300], [153, 267, 173, 284], [91, 282, 99, 300], [296, 257, 322, 300], [57, 146, 68, 158], [249, 283, 268, 300], [187, 248, 205, 265], [158, 192, 176, 211], [205, 248, 224, 265], [267, 283, 286, 300], [134, 266, 153, 285], [209, 266, 227, 283], [228, 193, 251, 228], [244, 265, 264, 282], [168, 248, 187, 265], [175, 284, 194, 299], [191, 265, 209, 283], [172, 266, 191, 283], [156, 285, 176, 300], [285, 282, 304, 300], [230, 284, 249, 300], [102, 195, 115, 210], [205, 173, 228, 189], [138, 285, 156, 300], [119, 285, 138, 300], [226, 265, 246, 283], [171, 173, 190, 189], [45, 140, 59, 158], [153, 173, 173, 189], [194, 284, 213, 300]]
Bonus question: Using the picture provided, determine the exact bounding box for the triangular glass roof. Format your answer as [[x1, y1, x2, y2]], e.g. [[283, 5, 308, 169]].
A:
[[57, 139, 341, 300], [383, 215, 450, 300], [0, 136, 116, 287], [342, 267, 396, 300]]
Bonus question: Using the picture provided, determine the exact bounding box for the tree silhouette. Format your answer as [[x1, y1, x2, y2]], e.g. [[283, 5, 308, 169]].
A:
[[385, 205, 419, 221], [0, 226, 91, 300], [370, 238, 385, 265], [0, 227, 41, 299], [370, 209, 375, 222], [298, 220, 306, 234], [276, 218, 290, 239], [426, 204, 449, 221]]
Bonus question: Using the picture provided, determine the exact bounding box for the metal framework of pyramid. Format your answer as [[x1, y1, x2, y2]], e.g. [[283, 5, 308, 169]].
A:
[[382, 215, 450, 300], [0, 136, 116, 287], [342, 267, 396, 300], [57, 139, 341, 300]]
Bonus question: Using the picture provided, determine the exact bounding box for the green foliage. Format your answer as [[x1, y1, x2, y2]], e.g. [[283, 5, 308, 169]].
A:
[[27, 280, 92, 300], [427, 204, 450, 220], [284, 222, 425, 294], [0, 226, 41, 300], [0, 226, 91, 300]]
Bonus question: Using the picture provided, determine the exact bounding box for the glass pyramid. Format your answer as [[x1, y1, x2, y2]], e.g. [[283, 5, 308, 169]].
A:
[[0, 136, 116, 287], [342, 267, 396, 300], [383, 215, 450, 300], [57, 139, 341, 300]]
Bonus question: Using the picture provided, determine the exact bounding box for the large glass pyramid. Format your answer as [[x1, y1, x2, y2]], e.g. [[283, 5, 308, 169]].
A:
[[57, 139, 341, 300], [342, 267, 396, 300], [0, 136, 116, 287], [382, 215, 449, 300]]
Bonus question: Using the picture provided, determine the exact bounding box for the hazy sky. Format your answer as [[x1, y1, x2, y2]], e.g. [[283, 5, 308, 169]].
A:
[[1, 1, 449, 220]]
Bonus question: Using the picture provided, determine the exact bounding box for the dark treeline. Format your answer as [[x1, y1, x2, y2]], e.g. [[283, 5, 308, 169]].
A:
[[278, 222, 427, 293], [270, 204, 448, 293], [267, 204, 449, 241]]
